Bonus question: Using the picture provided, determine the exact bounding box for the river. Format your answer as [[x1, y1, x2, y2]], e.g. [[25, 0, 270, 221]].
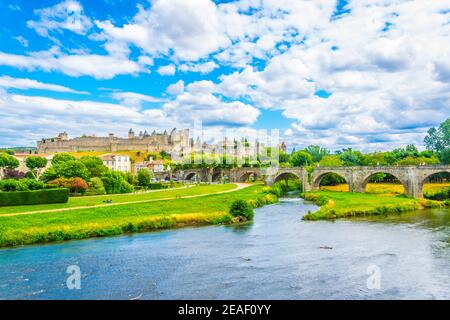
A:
[[0, 196, 449, 299]]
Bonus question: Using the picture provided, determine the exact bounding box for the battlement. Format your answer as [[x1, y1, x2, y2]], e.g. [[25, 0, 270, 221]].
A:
[[37, 129, 190, 154]]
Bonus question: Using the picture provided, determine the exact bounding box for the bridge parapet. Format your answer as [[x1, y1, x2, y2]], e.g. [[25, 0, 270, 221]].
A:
[[173, 165, 449, 198]]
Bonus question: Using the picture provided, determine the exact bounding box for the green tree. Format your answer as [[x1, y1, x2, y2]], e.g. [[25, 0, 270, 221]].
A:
[[424, 118, 450, 153], [101, 171, 133, 194], [396, 156, 440, 165], [51, 153, 76, 166], [339, 149, 364, 166], [439, 148, 450, 165], [85, 177, 106, 196], [319, 155, 344, 166], [362, 152, 388, 166], [405, 144, 419, 157], [137, 169, 152, 186], [278, 151, 290, 163], [80, 156, 108, 177], [25, 156, 48, 180], [290, 151, 313, 167], [420, 150, 435, 158], [159, 150, 170, 159], [0, 153, 19, 170], [42, 159, 90, 182], [304, 145, 330, 163]]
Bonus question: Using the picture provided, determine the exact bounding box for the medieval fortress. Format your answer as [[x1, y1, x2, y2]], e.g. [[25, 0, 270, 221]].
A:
[[37, 129, 190, 154]]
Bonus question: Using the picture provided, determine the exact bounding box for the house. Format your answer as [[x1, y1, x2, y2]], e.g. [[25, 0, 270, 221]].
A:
[[99, 154, 131, 173], [134, 162, 149, 173], [148, 159, 164, 173], [134, 158, 165, 174]]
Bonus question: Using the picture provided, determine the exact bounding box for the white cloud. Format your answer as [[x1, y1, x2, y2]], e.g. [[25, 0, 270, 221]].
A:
[[166, 80, 185, 95], [27, 0, 92, 37], [178, 61, 219, 74], [162, 83, 260, 126], [0, 76, 88, 94], [157, 64, 176, 76], [14, 36, 29, 47], [95, 0, 230, 61], [0, 88, 258, 146], [2, 0, 450, 150], [0, 48, 144, 79], [111, 91, 164, 109]]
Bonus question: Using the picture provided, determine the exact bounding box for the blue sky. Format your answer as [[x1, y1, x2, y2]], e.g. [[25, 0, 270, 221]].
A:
[[0, 0, 449, 150]]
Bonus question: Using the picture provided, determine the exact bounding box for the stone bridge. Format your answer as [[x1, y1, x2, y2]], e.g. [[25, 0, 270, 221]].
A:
[[174, 165, 450, 198]]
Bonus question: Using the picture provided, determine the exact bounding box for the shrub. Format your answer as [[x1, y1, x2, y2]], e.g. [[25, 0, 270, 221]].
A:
[[137, 169, 152, 186], [47, 177, 88, 194], [2, 169, 25, 180], [71, 177, 89, 194], [0, 188, 69, 207], [22, 179, 46, 190], [0, 179, 27, 191], [424, 188, 450, 201], [101, 171, 133, 194], [85, 177, 106, 196], [0, 178, 45, 192], [120, 179, 134, 193], [229, 200, 254, 220], [149, 183, 163, 190]]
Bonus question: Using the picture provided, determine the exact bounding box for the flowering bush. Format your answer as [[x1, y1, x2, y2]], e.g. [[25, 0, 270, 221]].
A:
[[47, 177, 89, 194]]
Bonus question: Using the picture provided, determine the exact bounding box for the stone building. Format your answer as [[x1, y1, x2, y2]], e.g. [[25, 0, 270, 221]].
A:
[[37, 128, 190, 154]]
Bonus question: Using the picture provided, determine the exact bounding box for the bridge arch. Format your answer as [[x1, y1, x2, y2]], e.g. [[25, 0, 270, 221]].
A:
[[273, 171, 302, 184], [419, 170, 450, 198], [312, 171, 350, 191], [359, 171, 406, 195], [212, 170, 222, 182], [239, 171, 259, 182], [271, 171, 305, 191], [184, 172, 197, 181]]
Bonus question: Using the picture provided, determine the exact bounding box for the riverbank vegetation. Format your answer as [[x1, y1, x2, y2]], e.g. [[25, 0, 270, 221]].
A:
[[0, 184, 279, 247], [302, 191, 448, 221], [320, 182, 450, 198]]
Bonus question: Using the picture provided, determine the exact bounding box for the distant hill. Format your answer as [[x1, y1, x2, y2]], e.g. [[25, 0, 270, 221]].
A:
[[0, 147, 37, 154]]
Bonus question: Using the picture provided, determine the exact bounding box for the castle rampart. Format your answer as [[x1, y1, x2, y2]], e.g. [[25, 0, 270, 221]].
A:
[[37, 129, 190, 154]]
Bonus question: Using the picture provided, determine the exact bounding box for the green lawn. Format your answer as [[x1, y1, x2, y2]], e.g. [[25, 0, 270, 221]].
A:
[[302, 191, 446, 220], [0, 184, 236, 215], [0, 184, 277, 247]]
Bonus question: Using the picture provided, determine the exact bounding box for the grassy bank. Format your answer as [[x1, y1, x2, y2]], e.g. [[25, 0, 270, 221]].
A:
[[302, 191, 448, 221], [320, 183, 450, 196], [0, 184, 236, 215], [0, 184, 278, 247]]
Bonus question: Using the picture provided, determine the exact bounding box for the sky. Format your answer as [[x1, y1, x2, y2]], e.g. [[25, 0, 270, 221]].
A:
[[0, 0, 449, 151]]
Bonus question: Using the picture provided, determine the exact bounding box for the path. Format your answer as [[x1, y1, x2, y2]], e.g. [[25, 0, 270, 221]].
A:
[[1, 183, 252, 217]]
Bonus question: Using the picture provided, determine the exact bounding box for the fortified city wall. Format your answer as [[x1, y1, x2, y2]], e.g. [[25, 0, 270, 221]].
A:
[[37, 129, 190, 154]]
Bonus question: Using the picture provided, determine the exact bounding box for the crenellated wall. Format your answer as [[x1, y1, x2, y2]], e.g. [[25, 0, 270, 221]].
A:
[[37, 130, 190, 154]]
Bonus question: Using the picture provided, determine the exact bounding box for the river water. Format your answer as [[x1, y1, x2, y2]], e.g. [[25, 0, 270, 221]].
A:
[[0, 196, 449, 300]]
